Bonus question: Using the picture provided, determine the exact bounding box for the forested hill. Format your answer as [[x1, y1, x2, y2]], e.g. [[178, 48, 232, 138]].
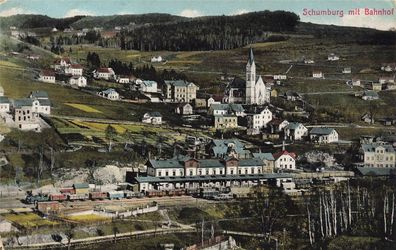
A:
[[1, 11, 394, 51]]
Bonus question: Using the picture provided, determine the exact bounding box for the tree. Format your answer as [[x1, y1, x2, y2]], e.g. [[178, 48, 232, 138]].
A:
[[65, 224, 75, 250], [123, 129, 134, 149], [105, 125, 117, 152], [112, 225, 120, 244]]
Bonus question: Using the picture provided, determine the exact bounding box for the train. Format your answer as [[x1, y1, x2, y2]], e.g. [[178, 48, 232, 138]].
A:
[[25, 187, 232, 204]]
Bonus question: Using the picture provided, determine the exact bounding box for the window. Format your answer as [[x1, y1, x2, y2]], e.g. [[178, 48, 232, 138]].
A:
[[172, 171, 176, 176], [158, 171, 161, 176], [230, 170, 234, 175], [189, 170, 193, 176], [165, 171, 169, 176], [220, 170, 223, 175]]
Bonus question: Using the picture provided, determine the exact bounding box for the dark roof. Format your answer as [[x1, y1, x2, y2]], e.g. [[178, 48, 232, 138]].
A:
[[310, 127, 336, 136], [13, 98, 33, 108], [0, 96, 10, 104], [361, 143, 395, 153], [252, 153, 275, 161], [356, 167, 395, 176], [30, 91, 49, 99], [97, 68, 113, 73], [146, 111, 162, 117], [73, 183, 89, 189], [229, 77, 246, 89]]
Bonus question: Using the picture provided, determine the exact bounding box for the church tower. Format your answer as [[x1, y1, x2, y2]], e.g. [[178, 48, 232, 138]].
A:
[[245, 48, 256, 104]]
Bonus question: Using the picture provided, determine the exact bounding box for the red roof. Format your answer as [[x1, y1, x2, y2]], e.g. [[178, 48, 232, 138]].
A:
[[70, 64, 83, 69], [97, 67, 113, 73], [54, 57, 71, 64], [40, 69, 55, 76], [211, 95, 223, 102], [269, 118, 285, 126], [273, 150, 296, 160]]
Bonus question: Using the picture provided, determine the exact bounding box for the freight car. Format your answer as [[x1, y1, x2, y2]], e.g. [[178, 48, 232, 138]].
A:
[[89, 192, 108, 200], [200, 189, 219, 199], [146, 190, 166, 198], [124, 191, 144, 199], [59, 188, 75, 194], [68, 193, 89, 201], [49, 193, 67, 202], [166, 189, 186, 196], [108, 191, 124, 200]]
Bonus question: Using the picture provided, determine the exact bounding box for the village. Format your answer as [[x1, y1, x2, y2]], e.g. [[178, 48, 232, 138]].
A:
[[0, 8, 395, 250]]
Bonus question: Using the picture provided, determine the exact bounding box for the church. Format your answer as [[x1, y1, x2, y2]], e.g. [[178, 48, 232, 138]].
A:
[[224, 48, 271, 105]]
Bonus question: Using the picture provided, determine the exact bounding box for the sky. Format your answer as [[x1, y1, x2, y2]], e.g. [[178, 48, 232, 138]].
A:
[[0, 0, 395, 30]]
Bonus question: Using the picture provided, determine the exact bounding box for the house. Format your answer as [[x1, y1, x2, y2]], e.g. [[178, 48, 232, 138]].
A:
[[209, 103, 245, 117], [73, 183, 90, 194], [362, 90, 379, 100], [252, 152, 275, 173], [328, 53, 339, 61], [284, 90, 301, 101], [151, 56, 163, 62], [284, 122, 308, 140], [381, 63, 396, 72], [30, 90, 49, 100], [312, 70, 323, 78], [304, 59, 315, 64], [309, 127, 339, 144], [69, 76, 87, 87], [12, 94, 51, 131], [379, 76, 395, 84], [139, 80, 158, 93], [26, 54, 40, 60], [142, 112, 162, 124], [214, 115, 238, 129], [342, 67, 351, 74], [116, 75, 132, 84], [208, 139, 251, 159], [371, 82, 382, 91], [93, 68, 115, 80], [273, 74, 287, 80], [175, 103, 193, 115], [163, 80, 199, 102], [38, 69, 56, 83], [51, 27, 58, 32], [351, 77, 361, 87], [268, 119, 289, 134], [0, 96, 10, 113], [98, 88, 119, 100], [207, 96, 221, 107], [64, 64, 83, 76], [247, 107, 272, 133], [360, 143, 396, 168], [361, 113, 374, 124], [271, 89, 278, 97], [193, 98, 207, 108], [273, 150, 297, 170], [53, 57, 71, 70]]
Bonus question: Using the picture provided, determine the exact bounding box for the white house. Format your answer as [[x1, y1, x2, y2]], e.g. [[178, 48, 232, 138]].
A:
[[273, 74, 287, 80], [284, 122, 308, 140], [151, 56, 163, 63], [38, 70, 56, 83], [142, 112, 162, 124], [140, 80, 158, 93], [207, 97, 221, 107], [65, 64, 83, 76], [304, 59, 315, 64], [116, 75, 132, 84], [209, 104, 245, 117], [312, 70, 323, 78], [309, 127, 339, 144], [328, 53, 340, 61], [342, 67, 351, 74], [362, 90, 379, 101], [98, 88, 119, 100], [53, 57, 71, 70], [360, 143, 396, 168], [248, 107, 272, 132], [93, 68, 115, 80], [351, 78, 361, 87], [175, 103, 193, 115], [0, 96, 10, 113], [273, 150, 297, 170], [69, 76, 87, 87]]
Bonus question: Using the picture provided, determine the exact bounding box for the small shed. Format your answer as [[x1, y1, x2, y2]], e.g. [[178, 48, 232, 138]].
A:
[[73, 183, 90, 194]]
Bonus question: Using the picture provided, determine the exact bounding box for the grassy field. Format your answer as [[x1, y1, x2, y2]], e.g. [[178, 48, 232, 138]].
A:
[[65, 103, 103, 113], [4, 213, 58, 228], [64, 214, 110, 223]]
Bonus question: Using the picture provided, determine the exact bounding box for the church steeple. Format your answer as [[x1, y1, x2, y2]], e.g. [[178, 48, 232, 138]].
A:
[[248, 47, 255, 65]]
